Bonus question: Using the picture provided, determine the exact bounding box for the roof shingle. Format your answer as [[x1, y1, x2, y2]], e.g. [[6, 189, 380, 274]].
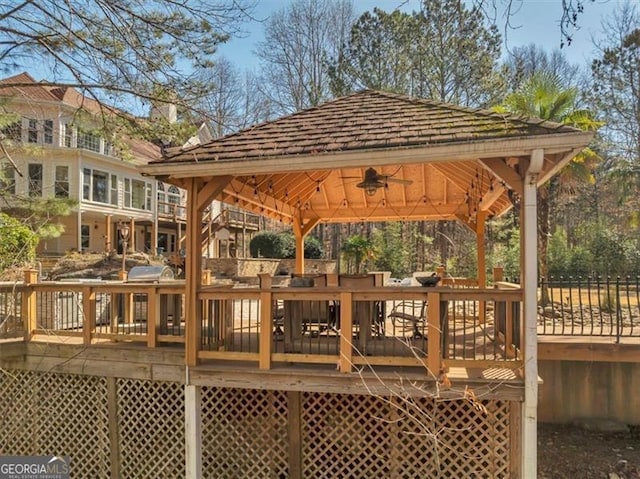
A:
[[157, 89, 579, 165]]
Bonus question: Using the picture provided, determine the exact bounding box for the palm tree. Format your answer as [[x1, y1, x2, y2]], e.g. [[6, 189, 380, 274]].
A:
[[497, 72, 602, 303]]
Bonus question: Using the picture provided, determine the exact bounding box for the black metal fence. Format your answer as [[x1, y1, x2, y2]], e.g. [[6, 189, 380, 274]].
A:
[[538, 276, 640, 341]]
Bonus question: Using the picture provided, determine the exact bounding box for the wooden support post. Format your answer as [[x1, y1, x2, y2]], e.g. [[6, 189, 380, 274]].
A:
[[22, 269, 38, 341], [185, 384, 202, 479], [477, 210, 487, 325], [287, 391, 302, 479], [326, 273, 338, 287], [82, 286, 95, 346], [147, 287, 159, 348], [105, 215, 112, 253], [185, 178, 202, 367], [293, 226, 305, 274], [339, 292, 353, 373], [427, 292, 441, 378], [129, 217, 135, 253], [259, 273, 273, 370], [493, 266, 504, 283], [151, 215, 158, 256], [107, 377, 121, 479], [505, 300, 515, 359]]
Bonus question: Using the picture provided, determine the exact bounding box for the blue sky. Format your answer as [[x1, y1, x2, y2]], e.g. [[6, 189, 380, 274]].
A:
[[217, 0, 620, 70]]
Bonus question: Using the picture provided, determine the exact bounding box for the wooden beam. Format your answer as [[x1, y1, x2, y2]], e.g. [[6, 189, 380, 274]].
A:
[[287, 391, 302, 479], [478, 185, 506, 211], [308, 203, 462, 221], [537, 147, 583, 186], [185, 384, 202, 478], [479, 158, 524, 196], [300, 216, 320, 237], [197, 175, 232, 212]]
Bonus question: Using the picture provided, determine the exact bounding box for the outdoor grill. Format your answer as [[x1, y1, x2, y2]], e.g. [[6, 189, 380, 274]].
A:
[[126, 265, 175, 283]]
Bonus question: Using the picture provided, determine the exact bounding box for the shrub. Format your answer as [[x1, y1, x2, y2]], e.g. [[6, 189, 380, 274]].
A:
[[0, 213, 38, 272]]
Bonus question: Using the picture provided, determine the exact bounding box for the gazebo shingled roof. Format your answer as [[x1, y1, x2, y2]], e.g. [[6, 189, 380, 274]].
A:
[[141, 89, 593, 226]]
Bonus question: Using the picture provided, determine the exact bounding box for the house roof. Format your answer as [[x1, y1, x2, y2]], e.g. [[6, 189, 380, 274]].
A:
[[142, 89, 593, 226], [157, 89, 580, 165], [0, 72, 161, 164], [0, 72, 60, 103]]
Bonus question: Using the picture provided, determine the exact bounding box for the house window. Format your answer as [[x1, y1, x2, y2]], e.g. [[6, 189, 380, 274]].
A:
[[124, 178, 151, 210], [64, 122, 73, 147], [28, 163, 42, 197], [77, 129, 101, 152], [83, 168, 111, 204], [167, 185, 181, 214], [27, 119, 38, 143], [54, 165, 69, 198], [0, 164, 16, 194], [43, 120, 54, 144], [0, 120, 21, 143], [110, 174, 118, 205], [81, 224, 90, 250]]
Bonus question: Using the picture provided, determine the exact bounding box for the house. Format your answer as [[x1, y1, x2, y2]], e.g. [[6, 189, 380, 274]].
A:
[[0, 72, 259, 262]]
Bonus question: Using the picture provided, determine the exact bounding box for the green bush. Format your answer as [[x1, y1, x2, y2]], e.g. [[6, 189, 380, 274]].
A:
[[249, 231, 323, 259], [0, 213, 38, 272]]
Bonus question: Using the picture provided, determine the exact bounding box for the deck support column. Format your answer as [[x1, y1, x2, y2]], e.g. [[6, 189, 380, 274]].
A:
[[185, 382, 202, 479], [292, 215, 320, 274], [476, 210, 487, 324], [521, 149, 543, 479]]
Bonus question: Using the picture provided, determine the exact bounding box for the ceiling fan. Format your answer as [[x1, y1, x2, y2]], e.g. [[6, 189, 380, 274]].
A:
[[350, 167, 413, 196]]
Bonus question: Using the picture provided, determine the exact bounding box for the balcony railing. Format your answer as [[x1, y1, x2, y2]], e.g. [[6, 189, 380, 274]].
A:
[[7, 271, 524, 376], [539, 276, 640, 341]]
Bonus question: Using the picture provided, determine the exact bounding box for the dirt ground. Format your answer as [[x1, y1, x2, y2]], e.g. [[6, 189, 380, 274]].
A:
[[538, 423, 640, 478]]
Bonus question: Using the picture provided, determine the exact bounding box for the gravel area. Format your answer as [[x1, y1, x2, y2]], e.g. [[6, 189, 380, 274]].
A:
[[538, 423, 640, 478]]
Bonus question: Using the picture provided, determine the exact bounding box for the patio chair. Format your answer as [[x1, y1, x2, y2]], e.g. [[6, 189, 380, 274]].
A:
[[387, 300, 427, 339]]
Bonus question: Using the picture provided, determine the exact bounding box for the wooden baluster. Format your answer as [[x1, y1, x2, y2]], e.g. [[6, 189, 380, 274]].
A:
[[259, 273, 273, 370], [339, 292, 353, 373]]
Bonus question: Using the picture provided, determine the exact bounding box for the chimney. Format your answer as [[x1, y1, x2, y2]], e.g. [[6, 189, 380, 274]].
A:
[[150, 102, 177, 124]]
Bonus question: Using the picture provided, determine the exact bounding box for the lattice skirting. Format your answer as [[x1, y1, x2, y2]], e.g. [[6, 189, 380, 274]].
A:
[[0, 370, 514, 478]]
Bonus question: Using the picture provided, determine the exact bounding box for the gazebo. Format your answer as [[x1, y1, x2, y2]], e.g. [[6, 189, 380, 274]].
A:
[[141, 89, 593, 478]]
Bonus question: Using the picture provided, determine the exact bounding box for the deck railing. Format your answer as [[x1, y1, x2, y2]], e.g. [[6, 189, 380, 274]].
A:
[[539, 276, 640, 341], [9, 270, 524, 374]]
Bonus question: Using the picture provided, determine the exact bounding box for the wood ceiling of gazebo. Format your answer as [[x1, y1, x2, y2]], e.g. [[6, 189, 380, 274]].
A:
[[141, 90, 593, 225]]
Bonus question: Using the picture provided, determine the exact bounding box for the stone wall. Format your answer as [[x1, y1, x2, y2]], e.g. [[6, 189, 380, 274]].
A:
[[204, 258, 337, 278]]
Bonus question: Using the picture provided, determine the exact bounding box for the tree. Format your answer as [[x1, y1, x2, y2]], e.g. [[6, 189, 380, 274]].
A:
[[341, 235, 373, 274], [328, 8, 414, 96], [330, 0, 504, 107], [589, 1, 640, 222], [0, 0, 254, 119], [371, 222, 411, 277], [255, 0, 355, 114], [503, 44, 582, 92], [497, 72, 601, 300], [0, 212, 38, 272]]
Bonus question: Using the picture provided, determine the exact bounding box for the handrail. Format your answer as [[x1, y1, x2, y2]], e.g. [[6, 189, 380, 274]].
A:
[[15, 275, 525, 374]]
